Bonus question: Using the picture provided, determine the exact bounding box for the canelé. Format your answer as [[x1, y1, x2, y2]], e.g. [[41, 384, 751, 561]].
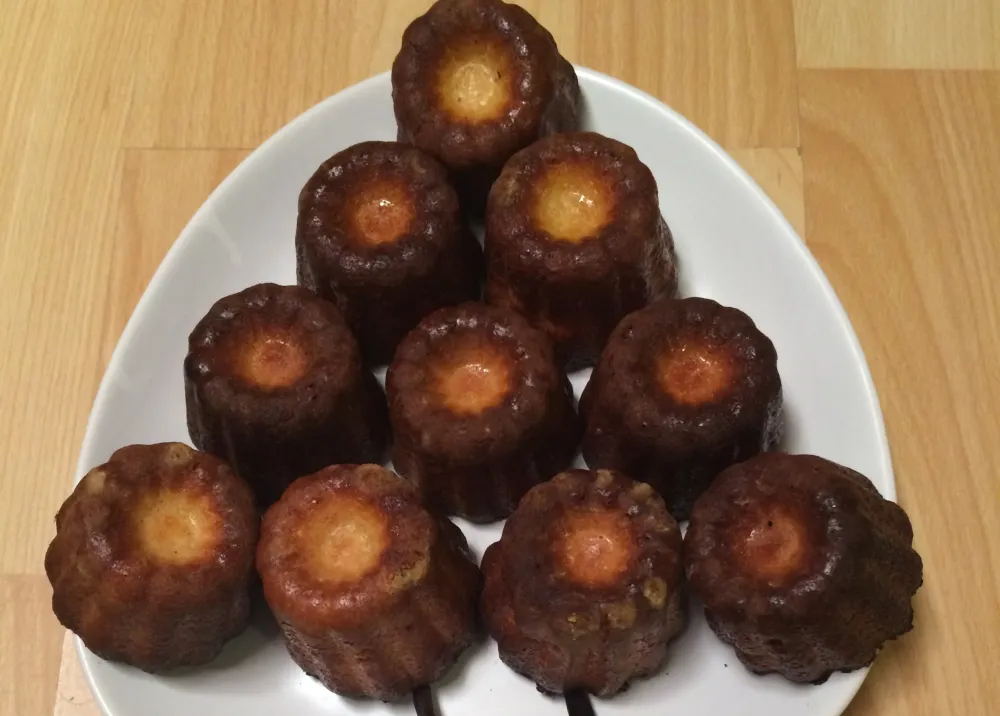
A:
[[481, 469, 686, 696], [44, 443, 258, 672], [581, 297, 781, 519], [387, 302, 580, 522], [485, 132, 677, 369], [296, 141, 482, 364], [392, 0, 580, 213], [257, 464, 482, 700], [685, 453, 923, 683], [185, 283, 389, 506]]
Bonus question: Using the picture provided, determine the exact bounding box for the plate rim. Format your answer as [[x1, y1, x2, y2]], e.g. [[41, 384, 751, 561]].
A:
[[73, 66, 893, 716]]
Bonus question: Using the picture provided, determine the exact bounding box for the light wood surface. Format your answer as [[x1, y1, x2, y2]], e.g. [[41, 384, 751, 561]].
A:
[[0, 1, 996, 715]]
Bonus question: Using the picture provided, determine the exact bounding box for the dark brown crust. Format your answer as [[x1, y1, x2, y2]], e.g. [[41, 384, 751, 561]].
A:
[[685, 453, 923, 684], [387, 302, 580, 522], [485, 132, 677, 369], [296, 141, 483, 364], [481, 469, 686, 696], [257, 464, 483, 700], [392, 0, 581, 213], [44, 443, 258, 672], [580, 297, 781, 519], [184, 283, 389, 506]]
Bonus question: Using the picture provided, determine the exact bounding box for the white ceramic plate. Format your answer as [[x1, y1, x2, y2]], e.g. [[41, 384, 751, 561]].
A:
[[75, 68, 893, 716]]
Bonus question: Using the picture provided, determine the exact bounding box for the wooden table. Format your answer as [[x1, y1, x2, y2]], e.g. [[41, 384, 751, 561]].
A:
[[1, 1, 997, 714]]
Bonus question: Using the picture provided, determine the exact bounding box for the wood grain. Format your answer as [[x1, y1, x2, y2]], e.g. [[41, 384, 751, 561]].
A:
[[101, 149, 250, 357], [123, 0, 413, 148], [0, 1, 997, 715], [575, 0, 800, 147], [53, 636, 96, 716], [801, 69, 1000, 716], [0, 576, 64, 716], [794, 0, 1000, 69], [118, 0, 800, 149], [0, 2, 138, 577]]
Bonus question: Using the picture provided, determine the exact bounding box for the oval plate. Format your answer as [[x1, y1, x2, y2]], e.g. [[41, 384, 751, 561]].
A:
[[76, 68, 892, 716]]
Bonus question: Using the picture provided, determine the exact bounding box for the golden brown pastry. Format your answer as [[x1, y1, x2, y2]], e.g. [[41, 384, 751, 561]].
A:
[[45, 443, 258, 672], [481, 469, 686, 696], [257, 464, 483, 700], [485, 132, 677, 369], [185, 282, 389, 506], [392, 0, 580, 213], [581, 297, 781, 519], [685, 453, 923, 683], [387, 302, 580, 522], [296, 141, 483, 364]]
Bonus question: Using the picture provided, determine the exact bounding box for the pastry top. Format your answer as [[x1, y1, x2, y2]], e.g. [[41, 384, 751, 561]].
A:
[[257, 464, 469, 631], [392, 0, 579, 169], [185, 282, 362, 413], [297, 141, 466, 265], [45, 443, 258, 607], [493, 469, 683, 638], [685, 453, 922, 622], [387, 302, 568, 458], [583, 297, 782, 454], [486, 131, 667, 274]]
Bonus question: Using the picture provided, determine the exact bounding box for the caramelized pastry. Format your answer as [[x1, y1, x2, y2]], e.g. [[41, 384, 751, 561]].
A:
[[185, 283, 389, 506], [392, 0, 580, 213], [685, 453, 923, 683], [485, 132, 677, 369], [45, 443, 258, 672], [257, 464, 482, 700], [481, 469, 686, 696], [387, 302, 579, 522], [581, 297, 781, 518], [296, 141, 482, 364]]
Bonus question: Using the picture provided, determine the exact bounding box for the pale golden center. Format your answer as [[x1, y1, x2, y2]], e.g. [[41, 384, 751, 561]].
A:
[[433, 345, 513, 415], [734, 507, 808, 583], [556, 509, 633, 588], [304, 497, 389, 584], [437, 38, 512, 123], [238, 334, 309, 389], [533, 162, 615, 242], [656, 343, 735, 405], [135, 489, 221, 566], [349, 180, 413, 246]]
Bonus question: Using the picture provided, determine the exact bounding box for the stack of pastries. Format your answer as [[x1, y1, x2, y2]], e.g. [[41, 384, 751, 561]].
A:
[[46, 0, 923, 711]]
